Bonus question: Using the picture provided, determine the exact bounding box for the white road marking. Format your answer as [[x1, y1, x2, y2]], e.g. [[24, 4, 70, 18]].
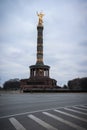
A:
[[0, 104, 87, 119], [0, 107, 63, 119], [0, 106, 69, 119], [54, 109, 87, 122], [64, 108, 87, 115], [28, 114, 57, 130], [80, 105, 87, 108], [72, 106, 87, 111], [9, 117, 26, 130], [43, 112, 86, 130]]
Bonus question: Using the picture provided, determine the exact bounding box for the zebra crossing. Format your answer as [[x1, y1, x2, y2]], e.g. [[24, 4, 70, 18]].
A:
[[1, 104, 87, 130], [9, 117, 26, 130]]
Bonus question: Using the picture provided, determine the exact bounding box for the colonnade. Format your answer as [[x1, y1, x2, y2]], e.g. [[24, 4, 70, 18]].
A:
[[30, 68, 49, 77]]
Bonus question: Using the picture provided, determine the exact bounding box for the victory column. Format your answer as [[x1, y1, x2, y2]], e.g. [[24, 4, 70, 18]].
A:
[[21, 12, 57, 92]]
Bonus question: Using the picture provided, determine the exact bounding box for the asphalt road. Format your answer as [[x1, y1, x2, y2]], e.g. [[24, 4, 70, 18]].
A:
[[0, 93, 87, 130]]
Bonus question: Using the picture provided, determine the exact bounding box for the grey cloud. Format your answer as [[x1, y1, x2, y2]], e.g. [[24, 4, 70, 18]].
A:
[[0, 0, 87, 86]]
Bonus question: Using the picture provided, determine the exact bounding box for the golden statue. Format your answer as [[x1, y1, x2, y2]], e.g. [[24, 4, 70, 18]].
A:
[[37, 12, 44, 25]]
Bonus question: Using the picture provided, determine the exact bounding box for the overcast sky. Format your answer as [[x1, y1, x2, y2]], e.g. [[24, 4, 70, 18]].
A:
[[0, 0, 87, 87]]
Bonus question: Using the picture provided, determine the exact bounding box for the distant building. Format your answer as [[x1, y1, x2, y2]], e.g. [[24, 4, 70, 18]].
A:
[[68, 77, 87, 91]]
